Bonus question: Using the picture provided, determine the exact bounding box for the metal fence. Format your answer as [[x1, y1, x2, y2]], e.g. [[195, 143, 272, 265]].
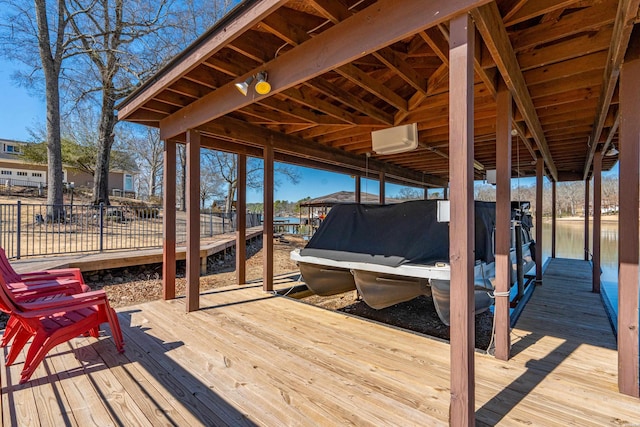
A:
[[0, 202, 262, 259]]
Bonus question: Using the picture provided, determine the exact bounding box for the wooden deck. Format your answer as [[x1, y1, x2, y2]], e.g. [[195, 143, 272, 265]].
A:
[[2, 258, 639, 426], [10, 226, 263, 274]]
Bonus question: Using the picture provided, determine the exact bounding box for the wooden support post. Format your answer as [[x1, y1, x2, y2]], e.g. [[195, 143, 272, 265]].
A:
[[618, 45, 640, 397], [263, 145, 274, 292], [444, 186, 449, 199], [379, 171, 386, 204], [448, 13, 475, 426], [355, 176, 361, 203], [551, 181, 556, 259], [494, 80, 511, 361], [592, 151, 602, 294], [162, 139, 176, 300], [424, 188, 428, 200], [236, 154, 247, 285], [584, 179, 590, 261], [535, 158, 543, 284], [186, 130, 201, 312]]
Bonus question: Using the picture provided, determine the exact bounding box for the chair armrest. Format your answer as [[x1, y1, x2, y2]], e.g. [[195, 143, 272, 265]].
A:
[[10, 278, 84, 292], [18, 290, 110, 317], [20, 269, 84, 284]]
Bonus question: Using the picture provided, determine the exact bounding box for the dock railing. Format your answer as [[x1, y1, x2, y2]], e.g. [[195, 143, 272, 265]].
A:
[[0, 202, 262, 259]]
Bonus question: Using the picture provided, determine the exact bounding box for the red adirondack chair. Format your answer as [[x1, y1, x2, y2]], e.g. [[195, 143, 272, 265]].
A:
[[0, 248, 84, 285], [0, 277, 124, 384], [0, 257, 91, 348]]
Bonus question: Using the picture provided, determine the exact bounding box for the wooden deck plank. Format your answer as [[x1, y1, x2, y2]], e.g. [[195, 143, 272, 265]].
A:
[[140, 297, 445, 426], [45, 342, 116, 426], [1, 347, 40, 427], [136, 303, 381, 426], [68, 336, 155, 427], [2, 257, 640, 425], [89, 329, 206, 427], [117, 316, 243, 426], [31, 358, 75, 427]]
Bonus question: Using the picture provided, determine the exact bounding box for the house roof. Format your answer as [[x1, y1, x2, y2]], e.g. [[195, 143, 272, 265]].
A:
[[117, 0, 637, 185], [299, 191, 403, 207]]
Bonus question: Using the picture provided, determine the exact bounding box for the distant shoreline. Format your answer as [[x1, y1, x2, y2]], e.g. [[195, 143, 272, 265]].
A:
[[543, 215, 619, 223]]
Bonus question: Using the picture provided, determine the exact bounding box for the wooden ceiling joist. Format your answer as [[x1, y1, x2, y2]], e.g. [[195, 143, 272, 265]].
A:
[[200, 115, 448, 187], [156, 0, 492, 140], [583, 0, 640, 179], [472, 2, 558, 181], [504, 0, 584, 27]]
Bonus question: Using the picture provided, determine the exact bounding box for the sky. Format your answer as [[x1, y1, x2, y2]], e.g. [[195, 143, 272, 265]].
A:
[[0, 58, 46, 141]]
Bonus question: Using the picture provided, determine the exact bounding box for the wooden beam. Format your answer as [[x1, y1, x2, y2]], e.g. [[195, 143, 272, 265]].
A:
[[535, 158, 543, 283], [472, 2, 558, 181], [199, 115, 448, 187], [259, 13, 395, 125], [583, 1, 640, 180], [504, 0, 582, 27], [584, 179, 590, 261], [592, 151, 602, 293], [186, 130, 201, 312], [198, 134, 434, 189], [494, 80, 511, 361], [263, 145, 274, 292], [336, 64, 409, 113], [158, 0, 492, 139], [118, 0, 286, 119], [617, 44, 640, 398], [307, 77, 394, 124], [374, 47, 428, 94], [162, 139, 176, 300], [236, 154, 247, 285], [355, 176, 361, 203], [309, 0, 351, 23], [600, 109, 621, 159], [448, 13, 475, 426], [551, 181, 556, 258], [379, 171, 386, 205]]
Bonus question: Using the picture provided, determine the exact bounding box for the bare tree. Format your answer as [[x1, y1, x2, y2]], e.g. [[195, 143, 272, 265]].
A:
[[0, 0, 75, 217], [177, 144, 186, 211], [202, 151, 301, 213], [200, 159, 224, 209], [63, 0, 173, 204], [122, 126, 163, 199]]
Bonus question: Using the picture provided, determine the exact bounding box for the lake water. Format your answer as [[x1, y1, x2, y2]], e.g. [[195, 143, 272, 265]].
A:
[[541, 219, 619, 282]]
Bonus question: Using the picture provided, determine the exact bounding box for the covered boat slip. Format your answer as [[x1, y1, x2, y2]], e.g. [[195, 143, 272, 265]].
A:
[[115, 0, 640, 421], [2, 259, 639, 426], [291, 200, 502, 324]]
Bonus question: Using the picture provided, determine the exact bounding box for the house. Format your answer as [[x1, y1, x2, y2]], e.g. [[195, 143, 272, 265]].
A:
[[0, 138, 137, 196]]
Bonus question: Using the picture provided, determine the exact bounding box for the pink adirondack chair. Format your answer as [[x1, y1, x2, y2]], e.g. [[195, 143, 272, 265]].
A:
[[0, 277, 124, 384]]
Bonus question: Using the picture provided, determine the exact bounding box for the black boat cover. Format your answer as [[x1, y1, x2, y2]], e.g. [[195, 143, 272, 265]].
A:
[[300, 200, 496, 267]]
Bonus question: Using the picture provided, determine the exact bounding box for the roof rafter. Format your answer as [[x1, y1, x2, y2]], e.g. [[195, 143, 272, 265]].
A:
[[582, 0, 640, 179], [157, 0, 492, 140], [200, 115, 448, 187], [472, 2, 558, 181]]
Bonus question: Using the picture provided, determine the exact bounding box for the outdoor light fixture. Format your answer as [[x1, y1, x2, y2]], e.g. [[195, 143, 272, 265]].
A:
[[254, 72, 271, 95], [234, 72, 271, 96], [605, 143, 619, 157], [234, 76, 254, 96]]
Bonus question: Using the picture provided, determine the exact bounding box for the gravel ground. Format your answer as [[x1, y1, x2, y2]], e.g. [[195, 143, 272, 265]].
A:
[[4, 234, 495, 350]]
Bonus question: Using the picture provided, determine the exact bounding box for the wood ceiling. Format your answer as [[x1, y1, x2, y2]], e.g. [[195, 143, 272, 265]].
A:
[[118, 0, 639, 187]]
